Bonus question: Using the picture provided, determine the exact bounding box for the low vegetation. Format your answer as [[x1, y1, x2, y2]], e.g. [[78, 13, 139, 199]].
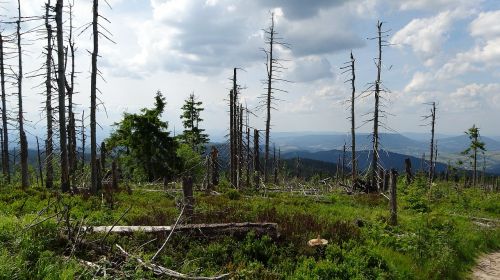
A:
[[0, 175, 498, 279]]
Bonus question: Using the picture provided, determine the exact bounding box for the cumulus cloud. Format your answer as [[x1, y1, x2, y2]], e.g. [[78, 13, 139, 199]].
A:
[[404, 72, 434, 92], [436, 11, 500, 79], [470, 10, 500, 39], [122, 0, 365, 76], [447, 83, 500, 111], [391, 9, 470, 65]]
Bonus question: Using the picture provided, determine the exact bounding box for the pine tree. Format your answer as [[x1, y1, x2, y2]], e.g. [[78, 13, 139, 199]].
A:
[[179, 93, 209, 154], [462, 124, 486, 186]]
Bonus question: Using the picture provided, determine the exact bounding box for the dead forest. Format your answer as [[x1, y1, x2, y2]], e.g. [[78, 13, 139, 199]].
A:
[[0, 1, 498, 279]]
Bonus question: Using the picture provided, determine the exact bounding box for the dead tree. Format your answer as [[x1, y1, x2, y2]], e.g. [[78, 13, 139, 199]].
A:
[[56, 0, 70, 192], [0, 33, 9, 182], [389, 169, 398, 226], [100, 141, 107, 172], [229, 68, 238, 188], [341, 52, 357, 184], [404, 158, 413, 185], [36, 137, 44, 187], [81, 110, 85, 171], [66, 1, 77, 182], [246, 127, 251, 188], [253, 129, 260, 189], [261, 12, 289, 183], [210, 146, 219, 187], [44, 1, 54, 189], [238, 105, 243, 188], [423, 102, 436, 186], [367, 21, 390, 192], [370, 21, 383, 191], [182, 176, 194, 222], [90, 0, 99, 193], [16, 0, 29, 189]]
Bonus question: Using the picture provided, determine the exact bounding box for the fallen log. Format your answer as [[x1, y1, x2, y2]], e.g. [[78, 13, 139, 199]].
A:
[[84, 222, 279, 238]]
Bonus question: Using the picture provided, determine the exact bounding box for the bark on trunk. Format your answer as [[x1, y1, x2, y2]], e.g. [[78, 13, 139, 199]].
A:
[[17, 0, 29, 189], [0, 34, 9, 182], [56, 0, 69, 192], [90, 0, 99, 193]]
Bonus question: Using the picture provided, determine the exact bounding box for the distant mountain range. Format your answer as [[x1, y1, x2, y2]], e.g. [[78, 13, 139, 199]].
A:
[[281, 149, 448, 174], [271, 132, 500, 155]]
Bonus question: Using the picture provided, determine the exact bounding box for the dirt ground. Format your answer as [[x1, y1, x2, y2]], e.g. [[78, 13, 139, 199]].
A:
[[472, 252, 500, 279]]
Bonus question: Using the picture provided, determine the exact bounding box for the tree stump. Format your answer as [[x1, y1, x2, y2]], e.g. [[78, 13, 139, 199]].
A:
[[389, 168, 398, 226], [182, 176, 194, 222]]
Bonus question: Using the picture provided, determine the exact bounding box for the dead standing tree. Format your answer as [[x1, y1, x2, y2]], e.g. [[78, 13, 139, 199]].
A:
[[229, 68, 238, 188], [88, 0, 114, 193], [341, 52, 357, 186], [261, 12, 290, 183], [422, 102, 437, 186], [56, 0, 70, 192], [0, 33, 9, 182], [15, 0, 29, 189], [365, 21, 391, 192], [44, 0, 54, 189], [66, 0, 77, 184]]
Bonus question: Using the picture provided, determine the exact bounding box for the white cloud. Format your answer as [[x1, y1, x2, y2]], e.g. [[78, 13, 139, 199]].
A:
[[391, 9, 469, 64], [404, 72, 434, 92], [447, 83, 500, 111], [470, 10, 500, 39]]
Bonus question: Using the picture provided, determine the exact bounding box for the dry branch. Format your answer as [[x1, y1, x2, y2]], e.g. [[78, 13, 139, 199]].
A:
[[115, 244, 230, 279]]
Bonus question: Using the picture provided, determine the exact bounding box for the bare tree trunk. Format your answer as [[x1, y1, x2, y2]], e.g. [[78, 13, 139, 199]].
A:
[[405, 158, 413, 185], [230, 68, 237, 188], [238, 105, 243, 189], [371, 21, 383, 192], [246, 127, 250, 188], [253, 129, 260, 189], [81, 110, 85, 171], [182, 176, 194, 222], [67, 2, 77, 183], [211, 146, 219, 187], [342, 143, 346, 183], [100, 141, 107, 172], [90, 0, 99, 193], [16, 0, 29, 189], [0, 34, 9, 182], [264, 14, 275, 184], [389, 169, 398, 226], [36, 137, 44, 187], [428, 102, 436, 185], [44, 1, 54, 189], [56, 0, 69, 192], [350, 52, 356, 184]]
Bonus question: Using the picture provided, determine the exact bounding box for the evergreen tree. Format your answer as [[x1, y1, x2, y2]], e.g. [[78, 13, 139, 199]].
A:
[[107, 91, 178, 181], [462, 124, 486, 186], [179, 93, 209, 153]]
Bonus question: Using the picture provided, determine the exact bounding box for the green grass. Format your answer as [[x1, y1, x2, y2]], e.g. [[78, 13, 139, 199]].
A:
[[0, 176, 498, 279]]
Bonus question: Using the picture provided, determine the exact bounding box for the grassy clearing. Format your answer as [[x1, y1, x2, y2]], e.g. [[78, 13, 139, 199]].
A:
[[0, 176, 498, 279]]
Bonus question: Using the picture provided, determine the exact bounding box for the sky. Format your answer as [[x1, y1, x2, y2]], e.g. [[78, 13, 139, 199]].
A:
[[1, 0, 500, 143]]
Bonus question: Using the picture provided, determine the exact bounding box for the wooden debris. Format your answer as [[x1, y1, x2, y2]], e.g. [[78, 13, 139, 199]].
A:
[[116, 244, 229, 279], [84, 222, 279, 238]]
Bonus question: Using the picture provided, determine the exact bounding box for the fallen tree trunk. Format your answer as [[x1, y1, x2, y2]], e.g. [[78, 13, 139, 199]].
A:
[[85, 222, 279, 238]]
